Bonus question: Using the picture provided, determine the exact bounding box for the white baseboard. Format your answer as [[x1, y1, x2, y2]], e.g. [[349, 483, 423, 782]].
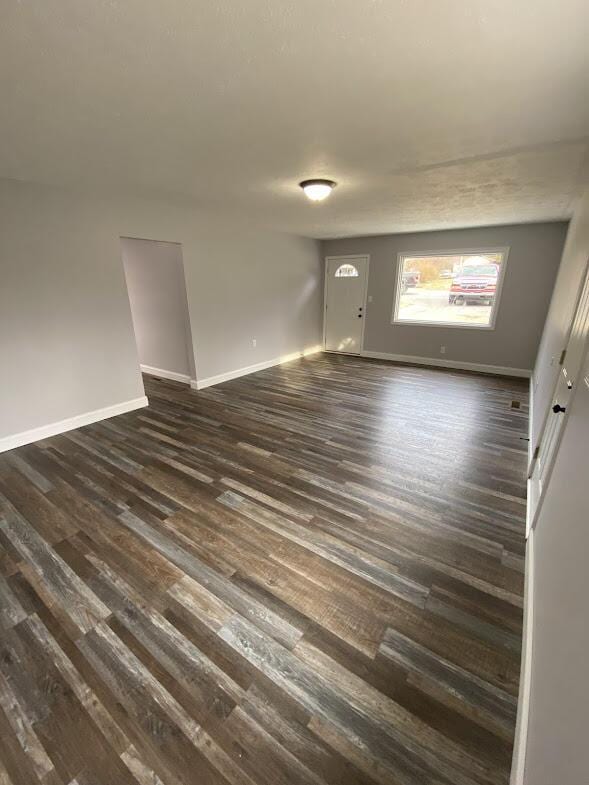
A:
[[510, 527, 535, 784], [140, 364, 191, 384], [0, 396, 149, 454], [192, 345, 323, 390], [361, 350, 531, 378]]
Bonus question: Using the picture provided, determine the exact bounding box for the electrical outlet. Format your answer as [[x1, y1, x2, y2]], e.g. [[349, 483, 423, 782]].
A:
[[252, 339, 257, 348], [440, 345, 446, 355]]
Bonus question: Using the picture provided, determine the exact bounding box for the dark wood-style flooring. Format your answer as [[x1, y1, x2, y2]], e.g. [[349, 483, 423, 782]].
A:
[[0, 354, 528, 785]]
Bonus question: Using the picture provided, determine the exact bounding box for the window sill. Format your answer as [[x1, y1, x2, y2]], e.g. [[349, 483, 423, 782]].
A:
[[391, 319, 496, 330]]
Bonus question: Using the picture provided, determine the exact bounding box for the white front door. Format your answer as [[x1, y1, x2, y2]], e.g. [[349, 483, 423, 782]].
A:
[[324, 256, 369, 354], [529, 258, 589, 528]]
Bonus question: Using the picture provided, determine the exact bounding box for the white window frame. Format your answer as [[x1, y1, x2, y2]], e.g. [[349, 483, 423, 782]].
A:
[[391, 246, 510, 330], [334, 263, 360, 278]]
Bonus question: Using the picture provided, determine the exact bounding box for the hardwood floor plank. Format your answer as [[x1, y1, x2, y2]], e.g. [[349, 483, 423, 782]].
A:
[[0, 498, 110, 635], [0, 355, 528, 783], [379, 627, 517, 738], [117, 509, 303, 649], [0, 669, 56, 782]]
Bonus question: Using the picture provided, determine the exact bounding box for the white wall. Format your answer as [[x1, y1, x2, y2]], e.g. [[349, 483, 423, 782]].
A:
[[0, 179, 322, 445], [121, 238, 194, 380], [512, 184, 589, 784], [531, 186, 589, 447], [522, 351, 589, 785]]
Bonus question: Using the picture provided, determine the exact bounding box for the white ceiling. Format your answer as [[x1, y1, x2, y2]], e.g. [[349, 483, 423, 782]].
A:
[[1, 1, 588, 238]]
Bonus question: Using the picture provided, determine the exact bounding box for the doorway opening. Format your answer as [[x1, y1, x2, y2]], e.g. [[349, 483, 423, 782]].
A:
[[121, 237, 196, 385]]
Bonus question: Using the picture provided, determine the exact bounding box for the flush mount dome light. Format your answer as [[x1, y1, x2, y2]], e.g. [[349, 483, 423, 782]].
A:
[[299, 179, 336, 201]]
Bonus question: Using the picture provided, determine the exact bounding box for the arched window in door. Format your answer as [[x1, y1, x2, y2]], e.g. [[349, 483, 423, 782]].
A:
[[334, 263, 359, 278]]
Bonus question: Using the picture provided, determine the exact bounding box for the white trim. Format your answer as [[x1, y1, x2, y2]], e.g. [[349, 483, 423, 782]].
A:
[[323, 255, 370, 354], [511, 384, 536, 783], [391, 246, 510, 330], [510, 527, 535, 785], [526, 377, 536, 531], [140, 364, 191, 384], [191, 346, 323, 390], [360, 349, 531, 378], [0, 396, 149, 454]]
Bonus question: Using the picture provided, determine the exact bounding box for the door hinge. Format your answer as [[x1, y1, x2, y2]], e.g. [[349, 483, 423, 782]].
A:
[[532, 445, 540, 460], [559, 348, 566, 365]]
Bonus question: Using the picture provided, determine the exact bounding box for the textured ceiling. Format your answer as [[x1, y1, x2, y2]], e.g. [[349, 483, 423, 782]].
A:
[[1, 1, 588, 238]]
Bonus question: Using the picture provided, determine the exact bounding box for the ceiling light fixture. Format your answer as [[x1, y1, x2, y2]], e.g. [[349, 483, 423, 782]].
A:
[[299, 179, 337, 202]]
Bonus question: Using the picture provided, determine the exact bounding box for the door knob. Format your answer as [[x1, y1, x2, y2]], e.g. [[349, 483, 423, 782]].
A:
[[552, 404, 566, 413]]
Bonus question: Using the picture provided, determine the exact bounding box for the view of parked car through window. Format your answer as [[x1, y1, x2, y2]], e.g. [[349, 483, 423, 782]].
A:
[[393, 250, 506, 327]]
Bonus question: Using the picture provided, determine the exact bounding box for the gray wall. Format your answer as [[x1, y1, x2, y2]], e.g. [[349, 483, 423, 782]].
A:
[[188, 225, 323, 381], [0, 182, 144, 439], [0, 179, 323, 442], [531, 186, 589, 447], [323, 222, 568, 372], [121, 238, 194, 379]]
